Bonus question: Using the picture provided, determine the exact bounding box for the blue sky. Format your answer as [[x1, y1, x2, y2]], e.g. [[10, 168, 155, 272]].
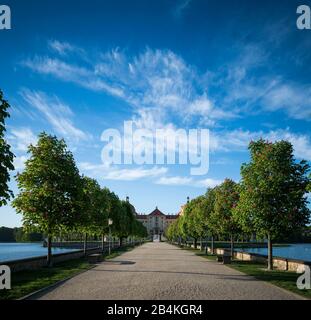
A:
[[1, 0, 311, 227]]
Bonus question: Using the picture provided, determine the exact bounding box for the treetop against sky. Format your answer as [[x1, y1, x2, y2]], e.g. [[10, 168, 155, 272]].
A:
[[0, 0, 310, 227]]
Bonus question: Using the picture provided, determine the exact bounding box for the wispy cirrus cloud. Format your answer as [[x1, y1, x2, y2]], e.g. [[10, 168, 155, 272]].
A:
[[23, 57, 125, 98], [209, 42, 311, 121], [262, 83, 311, 120], [156, 176, 222, 188], [95, 48, 237, 126], [21, 41, 311, 165], [210, 128, 311, 161], [221, 74, 311, 121], [104, 166, 167, 181], [173, 0, 193, 18], [8, 127, 37, 152], [7, 127, 37, 172], [79, 162, 168, 181], [24, 40, 311, 129], [22, 46, 236, 129], [48, 40, 76, 56], [79, 160, 222, 188], [20, 89, 91, 142]]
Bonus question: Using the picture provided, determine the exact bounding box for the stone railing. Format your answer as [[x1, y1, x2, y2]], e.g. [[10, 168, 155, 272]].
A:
[[2, 241, 143, 273], [47, 240, 123, 249], [173, 241, 311, 273], [2, 248, 101, 273]]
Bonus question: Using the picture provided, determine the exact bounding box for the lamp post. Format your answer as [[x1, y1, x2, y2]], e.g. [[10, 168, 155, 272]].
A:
[[108, 218, 113, 255]]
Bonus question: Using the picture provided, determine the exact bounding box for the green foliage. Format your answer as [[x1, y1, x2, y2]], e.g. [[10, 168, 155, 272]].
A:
[[212, 179, 240, 237], [12, 132, 147, 242], [119, 200, 136, 238], [203, 187, 218, 237], [114, 200, 147, 239], [165, 139, 310, 255], [14, 228, 43, 242], [0, 226, 16, 242], [0, 90, 15, 206], [0, 226, 43, 242], [79, 177, 109, 235], [12, 133, 83, 236], [107, 191, 124, 236], [181, 197, 207, 240], [132, 218, 148, 238], [234, 139, 310, 240]]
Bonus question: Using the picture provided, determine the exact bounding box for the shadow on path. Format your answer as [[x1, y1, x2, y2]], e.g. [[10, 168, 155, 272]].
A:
[[89, 267, 259, 281], [103, 260, 136, 265]]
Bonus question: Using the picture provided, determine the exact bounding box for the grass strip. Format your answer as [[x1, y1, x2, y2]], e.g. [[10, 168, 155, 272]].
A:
[[175, 244, 310, 299], [0, 243, 141, 300]]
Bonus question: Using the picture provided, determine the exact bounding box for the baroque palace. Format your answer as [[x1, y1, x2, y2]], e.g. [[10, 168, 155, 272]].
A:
[[136, 207, 178, 237], [136, 198, 189, 237]]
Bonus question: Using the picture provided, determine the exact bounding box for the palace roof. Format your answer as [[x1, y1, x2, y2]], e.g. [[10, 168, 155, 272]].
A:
[[149, 207, 165, 216], [136, 207, 178, 219]]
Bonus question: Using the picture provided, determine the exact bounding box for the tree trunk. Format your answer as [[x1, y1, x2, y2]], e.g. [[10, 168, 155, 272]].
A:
[[194, 238, 197, 249], [200, 238, 203, 251], [211, 236, 214, 254], [120, 237, 123, 247], [205, 238, 208, 255], [268, 234, 273, 270], [230, 233, 234, 259], [47, 235, 52, 267], [83, 233, 87, 257]]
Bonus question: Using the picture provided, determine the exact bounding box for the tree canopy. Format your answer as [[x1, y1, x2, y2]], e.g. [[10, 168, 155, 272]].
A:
[[234, 139, 310, 240], [12, 132, 147, 264], [13, 133, 82, 235], [167, 139, 310, 270], [0, 90, 15, 206]]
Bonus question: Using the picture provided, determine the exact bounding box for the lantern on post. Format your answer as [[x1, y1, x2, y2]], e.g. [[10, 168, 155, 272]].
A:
[[108, 219, 113, 255]]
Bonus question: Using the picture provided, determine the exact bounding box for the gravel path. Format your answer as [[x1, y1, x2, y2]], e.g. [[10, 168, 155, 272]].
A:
[[34, 242, 302, 300]]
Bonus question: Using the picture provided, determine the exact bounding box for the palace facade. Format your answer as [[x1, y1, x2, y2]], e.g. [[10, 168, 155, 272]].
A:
[[136, 207, 178, 237]]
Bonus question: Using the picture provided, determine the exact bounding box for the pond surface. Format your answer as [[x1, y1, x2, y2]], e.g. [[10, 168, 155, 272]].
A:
[[240, 243, 311, 262], [0, 242, 79, 263]]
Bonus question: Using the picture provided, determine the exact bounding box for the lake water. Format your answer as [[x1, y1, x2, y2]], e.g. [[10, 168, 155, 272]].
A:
[[240, 243, 311, 262], [1, 242, 311, 264], [0, 243, 79, 263]]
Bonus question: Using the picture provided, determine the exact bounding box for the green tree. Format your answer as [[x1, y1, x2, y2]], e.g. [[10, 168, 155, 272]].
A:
[[0, 226, 15, 242], [131, 219, 148, 239], [166, 218, 180, 243], [78, 177, 109, 255], [118, 200, 136, 245], [203, 187, 218, 254], [234, 139, 310, 270], [14, 228, 43, 242], [0, 90, 15, 206], [212, 179, 240, 257], [12, 133, 82, 266], [177, 212, 189, 245], [180, 199, 205, 249], [107, 191, 126, 245], [188, 196, 209, 249]]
